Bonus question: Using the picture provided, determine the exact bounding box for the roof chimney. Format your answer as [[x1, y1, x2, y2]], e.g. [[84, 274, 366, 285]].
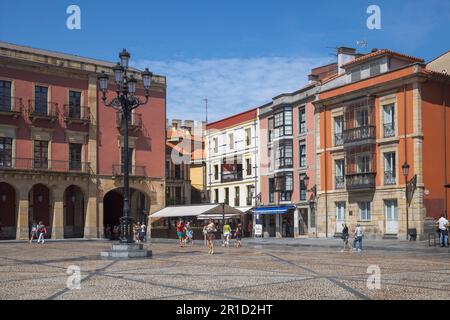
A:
[[337, 47, 357, 74], [308, 74, 320, 83]]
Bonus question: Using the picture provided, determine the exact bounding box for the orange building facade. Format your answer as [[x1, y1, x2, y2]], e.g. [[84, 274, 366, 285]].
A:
[[314, 49, 450, 239]]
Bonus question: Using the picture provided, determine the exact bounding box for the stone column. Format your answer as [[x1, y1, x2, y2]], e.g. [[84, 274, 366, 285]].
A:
[[16, 187, 30, 240], [293, 208, 299, 238], [84, 183, 100, 239], [51, 189, 64, 239], [275, 214, 281, 238]]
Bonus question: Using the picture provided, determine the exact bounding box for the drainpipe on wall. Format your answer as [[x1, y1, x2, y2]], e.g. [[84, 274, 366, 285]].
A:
[[443, 83, 448, 218], [324, 106, 328, 238]]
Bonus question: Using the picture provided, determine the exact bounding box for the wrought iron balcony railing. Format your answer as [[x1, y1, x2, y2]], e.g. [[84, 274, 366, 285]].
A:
[[345, 172, 376, 190], [64, 105, 91, 123], [384, 123, 395, 138], [116, 112, 143, 131], [112, 164, 147, 177], [0, 158, 91, 173], [334, 133, 344, 146], [384, 171, 396, 185], [343, 126, 376, 145], [0, 96, 22, 116], [221, 171, 243, 183], [335, 176, 345, 189], [28, 100, 58, 120]]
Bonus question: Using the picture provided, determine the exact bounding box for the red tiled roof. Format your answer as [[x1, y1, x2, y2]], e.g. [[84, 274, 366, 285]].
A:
[[341, 49, 424, 68], [207, 107, 257, 130]]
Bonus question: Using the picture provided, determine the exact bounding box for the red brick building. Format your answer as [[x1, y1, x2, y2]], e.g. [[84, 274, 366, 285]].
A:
[[0, 42, 166, 240]]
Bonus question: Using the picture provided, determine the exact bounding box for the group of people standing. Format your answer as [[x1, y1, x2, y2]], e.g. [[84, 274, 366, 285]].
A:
[[29, 221, 47, 244], [340, 223, 364, 252], [175, 220, 194, 247], [174, 219, 243, 254], [104, 221, 147, 243]]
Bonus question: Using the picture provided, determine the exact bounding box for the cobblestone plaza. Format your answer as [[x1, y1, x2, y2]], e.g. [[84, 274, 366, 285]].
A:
[[1, 240, 449, 300]]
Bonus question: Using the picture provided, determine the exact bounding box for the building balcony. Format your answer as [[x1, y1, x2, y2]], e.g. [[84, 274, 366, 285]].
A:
[[335, 176, 345, 189], [28, 100, 58, 122], [221, 171, 243, 183], [343, 125, 376, 147], [166, 197, 186, 206], [116, 112, 142, 132], [0, 96, 22, 118], [384, 171, 396, 185], [334, 133, 344, 146], [64, 105, 91, 125], [383, 123, 395, 138], [345, 172, 376, 190], [112, 164, 147, 177], [0, 158, 91, 174]]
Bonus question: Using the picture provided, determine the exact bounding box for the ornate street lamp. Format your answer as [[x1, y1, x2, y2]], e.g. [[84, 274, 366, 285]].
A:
[[98, 49, 153, 244]]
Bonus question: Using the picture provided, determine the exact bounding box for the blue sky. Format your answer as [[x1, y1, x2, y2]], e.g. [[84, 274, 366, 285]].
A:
[[1, 0, 449, 121]]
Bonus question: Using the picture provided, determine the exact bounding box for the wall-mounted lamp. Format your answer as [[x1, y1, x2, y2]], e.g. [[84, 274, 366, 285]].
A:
[[71, 195, 76, 203], [37, 195, 43, 203]]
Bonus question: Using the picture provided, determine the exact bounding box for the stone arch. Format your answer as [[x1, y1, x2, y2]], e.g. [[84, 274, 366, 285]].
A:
[[63, 185, 85, 238], [0, 182, 16, 239], [103, 187, 151, 232], [29, 184, 52, 235]]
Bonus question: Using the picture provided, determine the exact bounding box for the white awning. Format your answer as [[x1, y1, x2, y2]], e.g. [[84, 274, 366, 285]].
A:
[[197, 213, 241, 220], [150, 204, 244, 219], [235, 206, 253, 213]]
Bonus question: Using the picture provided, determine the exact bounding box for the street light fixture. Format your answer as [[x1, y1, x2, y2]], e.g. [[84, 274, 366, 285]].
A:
[[98, 49, 153, 244]]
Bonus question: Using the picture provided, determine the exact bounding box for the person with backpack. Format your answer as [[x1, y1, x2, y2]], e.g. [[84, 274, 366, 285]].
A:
[[37, 221, 47, 244], [340, 224, 351, 252], [352, 224, 363, 252]]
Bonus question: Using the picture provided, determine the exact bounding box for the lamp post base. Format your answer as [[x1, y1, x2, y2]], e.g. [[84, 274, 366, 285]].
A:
[[100, 243, 152, 260]]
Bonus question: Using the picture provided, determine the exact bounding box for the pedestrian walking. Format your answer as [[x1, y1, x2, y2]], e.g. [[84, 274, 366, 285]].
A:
[[184, 222, 194, 246], [37, 222, 47, 244], [340, 224, 351, 252], [234, 224, 242, 248], [222, 221, 231, 247], [206, 219, 216, 254], [352, 224, 363, 252], [29, 220, 38, 244], [140, 223, 147, 243], [437, 213, 449, 247], [202, 224, 208, 247], [176, 219, 185, 248]]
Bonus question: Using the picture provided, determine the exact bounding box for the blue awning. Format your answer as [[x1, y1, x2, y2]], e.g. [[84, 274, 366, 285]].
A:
[[252, 206, 296, 215]]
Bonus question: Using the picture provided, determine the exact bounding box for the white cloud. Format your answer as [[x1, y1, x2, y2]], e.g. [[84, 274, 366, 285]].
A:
[[134, 56, 330, 122]]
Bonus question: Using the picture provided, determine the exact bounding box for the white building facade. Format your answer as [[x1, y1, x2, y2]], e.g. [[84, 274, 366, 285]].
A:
[[206, 108, 260, 219]]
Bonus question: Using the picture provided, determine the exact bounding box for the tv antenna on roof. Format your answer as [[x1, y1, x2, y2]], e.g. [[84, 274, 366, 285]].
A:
[[357, 39, 367, 49]]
